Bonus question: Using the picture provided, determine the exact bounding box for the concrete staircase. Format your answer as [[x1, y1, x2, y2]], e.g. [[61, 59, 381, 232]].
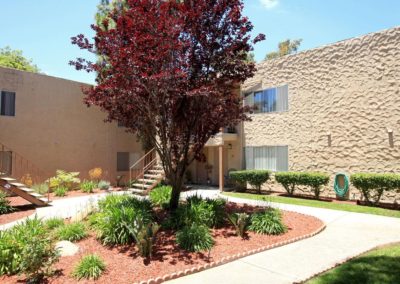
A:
[[129, 164, 165, 195], [0, 174, 49, 206]]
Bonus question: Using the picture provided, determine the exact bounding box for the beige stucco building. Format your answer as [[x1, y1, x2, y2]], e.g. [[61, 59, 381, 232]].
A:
[[236, 26, 400, 201], [0, 66, 143, 184]]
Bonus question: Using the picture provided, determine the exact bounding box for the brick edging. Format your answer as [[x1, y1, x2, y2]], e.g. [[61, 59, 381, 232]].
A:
[[134, 223, 327, 284]]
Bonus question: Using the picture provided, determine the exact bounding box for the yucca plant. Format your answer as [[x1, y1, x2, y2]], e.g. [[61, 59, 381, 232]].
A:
[[72, 254, 105, 280], [54, 186, 67, 197], [125, 220, 160, 258], [80, 180, 97, 193], [249, 208, 287, 235], [227, 213, 249, 239]]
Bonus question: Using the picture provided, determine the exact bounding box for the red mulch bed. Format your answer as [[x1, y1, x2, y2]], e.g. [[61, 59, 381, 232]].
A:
[[0, 203, 323, 284], [0, 197, 36, 225]]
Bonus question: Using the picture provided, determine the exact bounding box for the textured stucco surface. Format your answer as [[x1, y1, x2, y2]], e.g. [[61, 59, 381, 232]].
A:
[[242, 26, 400, 202]]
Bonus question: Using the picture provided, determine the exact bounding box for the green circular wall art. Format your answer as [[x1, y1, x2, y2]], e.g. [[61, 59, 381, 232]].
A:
[[334, 173, 349, 197]]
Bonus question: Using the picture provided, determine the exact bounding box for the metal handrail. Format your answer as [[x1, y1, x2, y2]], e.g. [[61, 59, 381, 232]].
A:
[[129, 148, 157, 184], [0, 141, 50, 200]]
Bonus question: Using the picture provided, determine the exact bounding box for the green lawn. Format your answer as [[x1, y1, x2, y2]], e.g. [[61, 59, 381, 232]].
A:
[[222, 192, 400, 218], [306, 243, 400, 284]]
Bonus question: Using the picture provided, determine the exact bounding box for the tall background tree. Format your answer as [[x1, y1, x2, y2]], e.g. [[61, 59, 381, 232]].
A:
[[265, 39, 302, 60], [0, 46, 40, 72], [71, 0, 264, 209]]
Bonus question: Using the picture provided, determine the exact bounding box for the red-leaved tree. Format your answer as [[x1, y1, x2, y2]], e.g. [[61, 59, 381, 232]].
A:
[[71, 0, 264, 209]]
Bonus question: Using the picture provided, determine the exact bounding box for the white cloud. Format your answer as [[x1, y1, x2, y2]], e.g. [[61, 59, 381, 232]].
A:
[[260, 0, 279, 9]]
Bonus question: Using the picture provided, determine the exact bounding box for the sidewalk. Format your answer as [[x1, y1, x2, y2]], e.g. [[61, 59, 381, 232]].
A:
[[170, 190, 400, 284]]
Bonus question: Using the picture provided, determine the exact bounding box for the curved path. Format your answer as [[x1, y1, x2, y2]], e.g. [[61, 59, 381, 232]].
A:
[[170, 189, 400, 284]]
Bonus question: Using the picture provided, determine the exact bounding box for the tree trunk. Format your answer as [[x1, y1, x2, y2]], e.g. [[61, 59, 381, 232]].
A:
[[168, 171, 185, 210]]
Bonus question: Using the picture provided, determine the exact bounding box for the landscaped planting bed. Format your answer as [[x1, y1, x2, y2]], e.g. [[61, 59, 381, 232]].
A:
[[0, 196, 36, 225], [0, 190, 324, 284]]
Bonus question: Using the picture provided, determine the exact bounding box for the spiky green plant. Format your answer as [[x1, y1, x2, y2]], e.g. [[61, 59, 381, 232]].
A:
[[56, 222, 87, 242], [149, 185, 172, 209], [176, 223, 214, 252], [249, 208, 287, 235], [44, 218, 64, 230], [227, 212, 249, 238], [0, 191, 14, 215], [72, 254, 105, 280]]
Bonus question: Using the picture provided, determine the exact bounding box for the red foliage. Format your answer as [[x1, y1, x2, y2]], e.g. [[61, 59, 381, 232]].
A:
[[71, 0, 264, 208]]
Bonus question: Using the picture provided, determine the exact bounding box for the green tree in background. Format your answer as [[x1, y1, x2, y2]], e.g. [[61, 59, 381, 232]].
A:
[[0, 46, 40, 73], [265, 39, 302, 60]]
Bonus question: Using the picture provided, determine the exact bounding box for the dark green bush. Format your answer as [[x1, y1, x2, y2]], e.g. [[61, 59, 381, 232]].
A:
[[92, 195, 153, 245], [275, 172, 302, 196], [351, 173, 400, 205], [249, 208, 287, 235], [149, 185, 172, 209], [0, 191, 14, 215], [229, 170, 271, 193], [275, 172, 329, 198], [72, 254, 105, 280], [0, 217, 59, 281], [56, 222, 87, 242], [176, 223, 214, 252], [299, 172, 330, 199], [164, 196, 226, 229]]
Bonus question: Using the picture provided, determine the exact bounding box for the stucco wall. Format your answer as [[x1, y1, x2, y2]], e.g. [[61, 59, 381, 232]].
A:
[[0, 67, 142, 183], [242, 26, 400, 202]]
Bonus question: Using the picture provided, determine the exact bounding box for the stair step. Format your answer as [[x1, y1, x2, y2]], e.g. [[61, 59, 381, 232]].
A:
[[29, 192, 43, 198], [138, 178, 156, 184], [148, 170, 164, 174], [144, 174, 162, 179], [10, 182, 26, 187], [0, 177, 16, 182], [131, 183, 151, 189], [20, 187, 34, 193], [39, 198, 49, 203]]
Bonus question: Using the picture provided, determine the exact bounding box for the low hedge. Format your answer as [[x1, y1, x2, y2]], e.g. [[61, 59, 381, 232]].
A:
[[275, 172, 329, 199], [229, 170, 271, 193], [350, 173, 400, 205]]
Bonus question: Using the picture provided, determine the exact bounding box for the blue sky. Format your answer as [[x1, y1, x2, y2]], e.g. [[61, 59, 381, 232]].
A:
[[0, 0, 399, 84]]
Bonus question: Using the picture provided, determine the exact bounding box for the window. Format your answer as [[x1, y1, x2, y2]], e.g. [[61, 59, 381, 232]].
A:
[[245, 146, 288, 172], [244, 85, 288, 113], [117, 152, 140, 171], [117, 152, 130, 171], [0, 91, 16, 116]]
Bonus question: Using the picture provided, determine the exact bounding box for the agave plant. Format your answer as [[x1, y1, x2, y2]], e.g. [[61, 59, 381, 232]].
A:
[[227, 212, 249, 239]]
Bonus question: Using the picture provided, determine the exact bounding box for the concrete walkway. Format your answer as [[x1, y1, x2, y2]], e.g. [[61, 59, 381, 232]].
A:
[[170, 189, 400, 284], [0, 191, 129, 230]]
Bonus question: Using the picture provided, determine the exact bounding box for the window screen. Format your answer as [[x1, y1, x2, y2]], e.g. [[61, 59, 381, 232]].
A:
[[0, 91, 16, 116]]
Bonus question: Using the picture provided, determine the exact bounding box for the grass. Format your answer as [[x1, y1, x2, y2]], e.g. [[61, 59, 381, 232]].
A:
[[222, 192, 400, 218], [306, 243, 400, 284]]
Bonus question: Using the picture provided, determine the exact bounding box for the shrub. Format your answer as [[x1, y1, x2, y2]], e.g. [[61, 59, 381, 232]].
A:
[[72, 254, 105, 280], [88, 167, 103, 181], [32, 183, 49, 195], [176, 224, 214, 252], [149, 185, 172, 209], [275, 172, 330, 198], [0, 191, 14, 215], [80, 180, 97, 193], [98, 180, 110, 190], [229, 170, 271, 193], [21, 174, 33, 187], [44, 218, 64, 230], [249, 208, 287, 235], [299, 172, 330, 199], [54, 186, 67, 197], [47, 170, 80, 190], [227, 212, 249, 239], [0, 217, 59, 281], [56, 222, 87, 242], [351, 173, 400, 205], [275, 172, 302, 196], [93, 195, 153, 245], [165, 196, 226, 229]]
